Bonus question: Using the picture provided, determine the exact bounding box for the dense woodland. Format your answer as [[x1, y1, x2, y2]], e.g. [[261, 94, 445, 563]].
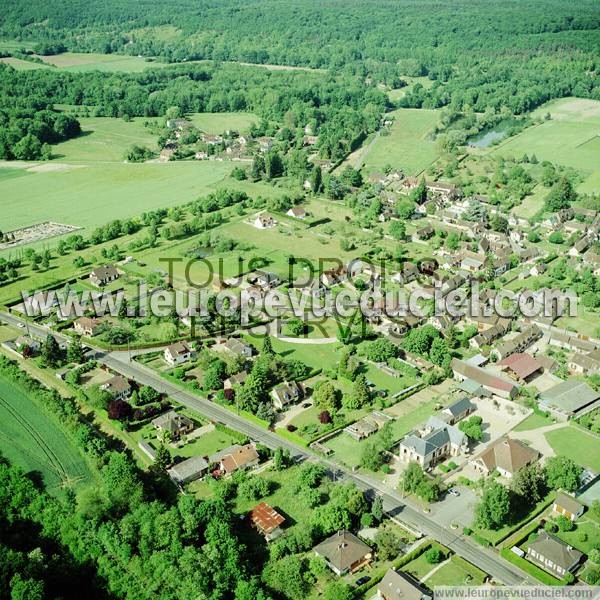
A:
[[1, 0, 599, 111]]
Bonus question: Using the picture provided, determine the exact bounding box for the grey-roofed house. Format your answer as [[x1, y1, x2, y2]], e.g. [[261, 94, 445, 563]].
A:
[[344, 411, 392, 441], [218, 337, 254, 358], [491, 325, 543, 361], [539, 379, 600, 421], [152, 410, 194, 441], [398, 416, 468, 469], [90, 264, 119, 287], [168, 455, 209, 485], [458, 378, 493, 399], [526, 530, 584, 578], [568, 348, 600, 375], [314, 530, 372, 576], [441, 397, 475, 424], [451, 358, 518, 399], [377, 569, 431, 600], [271, 380, 304, 410], [100, 375, 131, 400]]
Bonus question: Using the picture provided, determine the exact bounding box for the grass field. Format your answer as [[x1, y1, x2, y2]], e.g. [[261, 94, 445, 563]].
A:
[[489, 98, 600, 192], [188, 112, 258, 134], [545, 425, 600, 471], [36, 52, 169, 72], [425, 555, 487, 587], [0, 161, 233, 232], [0, 374, 93, 493], [0, 56, 49, 70], [358, 108, 441, 176], [512, 412, 555, 431]]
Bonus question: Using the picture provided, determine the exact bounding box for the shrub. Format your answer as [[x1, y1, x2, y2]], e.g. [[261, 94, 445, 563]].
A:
[[544, 521, 557, 533], [425, 548, 441, 564]]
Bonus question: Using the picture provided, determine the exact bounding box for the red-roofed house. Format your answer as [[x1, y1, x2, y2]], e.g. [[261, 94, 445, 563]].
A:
[[498, 353, 544, 382], [249, 502, 285, 541]]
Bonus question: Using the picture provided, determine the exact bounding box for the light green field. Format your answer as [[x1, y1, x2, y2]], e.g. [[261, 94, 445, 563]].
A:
[[36, 52, 169, 72], [54, 116, 158, 162], [388, 76, 435, 103], [545, 425, 600, 471], [425, 555, 487, 587], [0, 161, 233, 232], [359, 108, 441, 176], [489, 98, 600, 192], [0, 374, 94, 493], [0, 56, 49, 70], [189, 112, 258, 134]]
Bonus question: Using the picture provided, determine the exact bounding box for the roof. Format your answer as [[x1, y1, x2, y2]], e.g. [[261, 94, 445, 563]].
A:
[[288, 206, 306, 217], [169, 455, 209, 483], [451, 358, 517, 395], [90, 264, 118, 280], [75, 316, 101, 329], [151, 410, 192, 433], [249, 502, 285, 534], [219, 443, 259, 473], [475, 437, 539, 475], [378, 569, 429, 600], [498, 353, 543, 380], [166, 341, 191, 357], [223, 338, 251, 354], [458, 378, 493, 398], [540, 380, 600, 414], [527, 530, 583, 570], [554, 492, 584, 515], [102, 375, 130, 395], [444, 397, 475, 417], [314, 531, 372, 572]]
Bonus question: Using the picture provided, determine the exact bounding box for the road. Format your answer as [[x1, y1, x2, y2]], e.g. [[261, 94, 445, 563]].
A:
[[0, 311, 534, 585]]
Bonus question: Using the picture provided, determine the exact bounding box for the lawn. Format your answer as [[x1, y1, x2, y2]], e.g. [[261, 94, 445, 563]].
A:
[[188, 112, 258, 134], [359, 108, 441, 176], [401, 544, 447, 582], [425, 555, 487, 587], [0, 160, 233, 233], [0, 374, 94, 493], [545, 425, 600, 471], [512, 412, 555, 432], [489, 97, 600, 192], [554, 519, 600, 555]]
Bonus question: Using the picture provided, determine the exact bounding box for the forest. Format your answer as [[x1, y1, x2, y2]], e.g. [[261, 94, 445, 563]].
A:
[[1, 0, 599, 112]]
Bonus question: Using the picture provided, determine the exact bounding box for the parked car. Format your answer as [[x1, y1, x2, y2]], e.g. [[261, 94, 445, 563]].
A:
[[355, 576, 371, 586], [448, 488, 460, 497]]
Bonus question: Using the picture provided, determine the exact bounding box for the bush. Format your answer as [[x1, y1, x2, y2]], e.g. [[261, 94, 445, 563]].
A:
[[425, 548, 441, 564], [556, 515, 574, 532], [544, 521, 557, 533]]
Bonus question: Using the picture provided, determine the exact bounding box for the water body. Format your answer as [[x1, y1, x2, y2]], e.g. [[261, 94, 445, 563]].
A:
[[468, 119, 519, 148]]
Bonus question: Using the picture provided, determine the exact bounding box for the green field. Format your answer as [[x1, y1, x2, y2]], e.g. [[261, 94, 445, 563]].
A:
[[425, 555, 487, 587], [36, 52, 170, 72], [0, 161, 233, 232], [0, 56, 49, 70], [0, 374, 93, 492], [489, 98, 600, 192], [545, 425, 600, 471], [358, 108, 441, 176], [189, 112, 258, 134]]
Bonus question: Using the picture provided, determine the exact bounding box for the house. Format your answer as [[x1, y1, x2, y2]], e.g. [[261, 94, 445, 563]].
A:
[[530, 262, 547, 277], [414, 225, 434, 241], [539, 379, 600, 421], [164, 341, 193, 366], [303, 135, 318, 147], [202, 133, 223, 145], [568, 348, 600, 375], [249, 270, 281, 289], [344, 412, 392, 441], [398, 416, 468, 469], [426, 181, 459, 200], [100, 375, 131, 400], [497, 353, 544, 382], [212, 443, 260, 475], [569, 235, 591, 256], [168, 455, 209, 485], [470, 437, 539, 478], [321, 264, 347, 287], [458, 378, 493, 399], [313, 531, 372, 576], [491, 325, 543, 361], [218, 338, 253, 358], [152, 410, 194, 441], [377, 569, 431, 600], [159, 148, 175, 162], [74, 316, 102, 337], [368, 172, 386, 185], [441, 397, 475, 425], [287, 206, 307, 219], [90, 265, 119, 287], [223, 371, 248, 390], [249, 502, 285, 541], [253, 212, 277, 229], [526, 530, 584, 578], [15, 335, 40, 354], [460, 251, 486, 273], [257, 136, 274, 152], [391, 262, 419, 285], [271, 381, 304, 410], [553, 492, 585, 521], [451, 358, 518, 399], [166, 118, 192, 130]]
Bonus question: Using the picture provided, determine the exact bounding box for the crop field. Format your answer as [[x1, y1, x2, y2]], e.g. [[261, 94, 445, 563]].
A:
[[0, 374, 93, 492], [0, 161, 233, 233], [489, 98, 600, 192], [355, 108, 441, 176], [36, 51, 169, 72], [188, 112, 258, 134], [0, 56, 49, 70]]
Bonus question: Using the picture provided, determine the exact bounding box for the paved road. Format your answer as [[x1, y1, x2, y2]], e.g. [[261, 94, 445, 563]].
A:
[[0, 311, 534, 585]]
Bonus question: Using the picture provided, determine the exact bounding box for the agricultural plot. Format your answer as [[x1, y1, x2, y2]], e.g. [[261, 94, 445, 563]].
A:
[[35, 52, 169, 72], [0, 161, 233, 232], [188, 112, 258, 134], [489, 98, 600, 192], [358, 108, 441, 176], [0, 56, 49, 70], [0, 374, 93, 492]]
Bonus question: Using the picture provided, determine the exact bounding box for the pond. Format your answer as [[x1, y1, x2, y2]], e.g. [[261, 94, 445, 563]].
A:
[[468, 119, 519, 148]]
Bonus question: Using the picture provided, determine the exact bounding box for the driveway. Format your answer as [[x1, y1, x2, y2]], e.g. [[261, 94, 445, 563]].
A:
[[427, 486, 478, 530]]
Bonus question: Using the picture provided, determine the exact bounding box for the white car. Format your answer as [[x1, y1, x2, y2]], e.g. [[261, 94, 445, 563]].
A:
[[448, 488, 460, 497], [17, 323, 25, 329]]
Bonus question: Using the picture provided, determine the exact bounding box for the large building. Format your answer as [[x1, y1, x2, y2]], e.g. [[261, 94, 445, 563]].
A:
[[313, 531, 372, 576], [470, 437, 539, 478], [539, 380, 600, 421]]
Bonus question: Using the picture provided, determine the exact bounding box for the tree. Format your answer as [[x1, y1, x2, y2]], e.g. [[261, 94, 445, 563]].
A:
[[262, 334, 274, 356], [323, 581, 353, 600], [425, 548, 442, 564], [41, 334, 62, 367], [153, 443, 171, 471], [263, 555, 310, 600], [374, 527, 402, 560], [360, 441, 383, 471], [285, 318, 306, 336], [310, 165, 323, 193], [363, 337, 397, 362], [67, 337, 84, 363], [372, 495, 384, 522], [475, 482, 511, 530], [544, 177, 576, 212], [273, 447, 290, 470], [203, 361, 227, 390], [511, 463, 546, 504], [544, 456, 582, 492], [313, 380, 339, 412], [458, 415, 484, 441], [389, 220, 406, 240]]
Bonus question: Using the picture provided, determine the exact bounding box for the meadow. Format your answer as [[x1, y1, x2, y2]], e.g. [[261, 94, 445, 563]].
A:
[[545, 425, 600, 471], [0, 374, 94, 492], [36, 51, 170, 72], [489, 98, 600, 192], [353, 108, 441, 176], [188, 112, 258, 134]]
